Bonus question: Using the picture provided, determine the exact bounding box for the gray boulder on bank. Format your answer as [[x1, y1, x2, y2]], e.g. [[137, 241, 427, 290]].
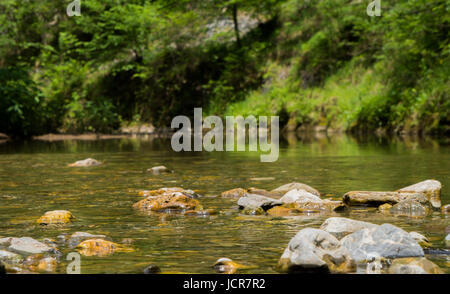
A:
[[340, 224, 424, 262], [319, 217, 378, 239], [277, 228, 354, 273]]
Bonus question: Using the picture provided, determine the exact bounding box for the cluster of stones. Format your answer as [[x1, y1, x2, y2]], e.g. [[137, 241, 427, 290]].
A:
[[0, 232, 133, 273]]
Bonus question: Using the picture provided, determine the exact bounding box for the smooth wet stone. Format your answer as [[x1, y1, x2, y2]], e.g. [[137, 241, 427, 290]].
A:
[[397, 179, 442, 209], [76, 239, 133, 257], [220, 188, 247, 198], [388, 257, 443, 274], [147, 166, 171, 175], [133, 192, 201, 212], [277, 228, 354, 274], [0, 250, 23, 265], [409, 232, 431, 248], [213, 258, 247, 274], [279, 189, 322, 204], [271, 182, 320, 197], [445, 234, 450, 247], [37, 210, 74, 225], [68, 158, 102, 167], [67, 232, 108, 248], [341, 224, 424, 262], [441, 204, 450, 214], [319, 217, 378, 239], [342, 191, 428, 207], [237, 193, 282, 212], [143, 264, 161, 274], [4, 237, 53, 255], [389, 199, 430, 217], [267, 206, 300, 217]]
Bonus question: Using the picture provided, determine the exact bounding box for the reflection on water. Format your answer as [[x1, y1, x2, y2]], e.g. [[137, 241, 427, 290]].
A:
[[0, 133, 449, 273]]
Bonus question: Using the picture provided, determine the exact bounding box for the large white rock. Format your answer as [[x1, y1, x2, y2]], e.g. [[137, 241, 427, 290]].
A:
[[320, 217, 378, 239], [279, 189, 322, 204]]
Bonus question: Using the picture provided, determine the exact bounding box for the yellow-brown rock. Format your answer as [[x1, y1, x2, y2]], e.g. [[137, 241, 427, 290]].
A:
[[388, 257, 444, 274], [267, 206, 300, 216], [133, 192, 200, 212], [138, 187, 185, 197], [76, 239, 133, 257], [37, 210, 74, 225], [220, 188, 247, 198]]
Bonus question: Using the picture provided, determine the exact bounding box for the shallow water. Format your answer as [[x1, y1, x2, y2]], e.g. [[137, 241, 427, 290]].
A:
[[0, 134, 449, 274]]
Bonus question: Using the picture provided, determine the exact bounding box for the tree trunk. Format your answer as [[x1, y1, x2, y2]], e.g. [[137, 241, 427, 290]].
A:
[[232, 4, 241, 47]]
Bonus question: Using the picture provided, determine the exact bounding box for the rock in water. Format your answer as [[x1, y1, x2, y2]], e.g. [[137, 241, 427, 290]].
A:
[[76, 239, 133, 257], [319, 217, 378, 239], [389, 199, 430, 217], [441, 204, 450, 214], [341, 224, 424, 262], [37, 210, 74, 225], [343, 191, 428, 207], [277, 228, 355, 274], [143, 264, 161, 274], [68, 158, 102, 167], [397, 180, 442, 209], [0, 250, 23, 265], [213, 258, 247, 274], [279, 189, 322, 204], [237, 193, 282, 213], [133, 192, 201, 212], [66, 232, 108, 248], [388, 257, 443, 274], [4, 237, 54, 255], [220, 188, 247, 198], [271, 182, 320, 197], [147, 166, 171, 175]]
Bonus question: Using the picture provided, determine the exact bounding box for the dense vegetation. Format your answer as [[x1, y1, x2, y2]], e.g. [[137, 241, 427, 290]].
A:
[[0, 0, 448, 137]]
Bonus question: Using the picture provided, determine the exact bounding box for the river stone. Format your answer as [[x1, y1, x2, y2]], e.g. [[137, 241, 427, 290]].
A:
[[445, 234, 450, 247], [388, 257, 443, 274], [271, 182, 320, 197], [277, 228, 355, 273], [340, 224, 424, 262], [220, 188, 247, 198], [409, 232, 431, 248], [147, 166, 170, 175], [133, 192, 200, 212], [237, 193, 282, 211], [389, 199, 430, 217], [342, 191, 428, 207], [68, 158, 102, 167], [397, 180, 442, 209], [0, 250, 23, 265], [441, 204, 450, 214], [37, 210, 74, 225], [67, 232, 108, 248], [279, 189, 322, 204], [6, 237, 53, 255], [319, 217, 378, 239]]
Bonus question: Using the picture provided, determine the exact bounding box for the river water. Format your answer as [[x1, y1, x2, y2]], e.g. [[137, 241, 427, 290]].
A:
[[0, 134, 449, 273]]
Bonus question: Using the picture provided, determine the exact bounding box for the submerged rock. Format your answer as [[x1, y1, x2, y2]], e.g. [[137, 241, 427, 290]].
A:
[[441, 204, 450, 214], [76, 239, 133, 257], [271, 182, 320, 197], [66, 232, 108, 248], [319, 217, 378, 239], [2, 237, 54, 255], [143, 264, 161, 274], [237, 193, 282, 213], [220, 188, 247, 198], [133, 192, 201, 212], [0, 250, 23, 265], [388, 257, 443, 274], [397, 180, 442, 209], [277, 228, 355, 274], [68, 158, 102, 167], [213, 258, 247, 274], [267, 206, 300, 217], [37, 210, 74, 225], [343, 191, 427, 207], [341, 224, 424, 262], [389, 199, 430, 217], [147, 166, 171, 175]]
